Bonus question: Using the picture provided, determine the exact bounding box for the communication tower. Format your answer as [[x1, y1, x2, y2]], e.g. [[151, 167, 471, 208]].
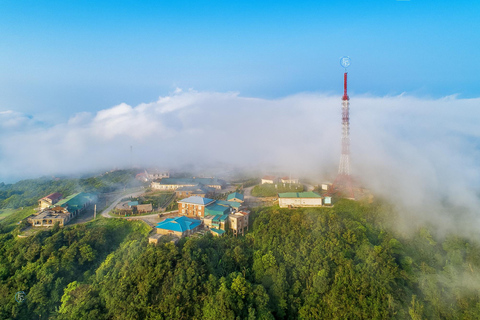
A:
[[332, 56, 355, 199]]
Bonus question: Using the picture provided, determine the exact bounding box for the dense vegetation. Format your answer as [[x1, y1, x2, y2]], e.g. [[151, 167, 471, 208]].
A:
[[0, 218, 150, 319], [0, 199, 479, 319], [0, 170, 140, 209], [252, 183, 304, 197]]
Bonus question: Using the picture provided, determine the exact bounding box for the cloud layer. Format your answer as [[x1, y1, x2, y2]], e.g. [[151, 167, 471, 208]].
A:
[[1, 89, 480, 235]]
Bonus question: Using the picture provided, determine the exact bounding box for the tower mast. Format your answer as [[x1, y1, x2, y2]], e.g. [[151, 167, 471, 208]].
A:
[[333, 57, 355, 199]]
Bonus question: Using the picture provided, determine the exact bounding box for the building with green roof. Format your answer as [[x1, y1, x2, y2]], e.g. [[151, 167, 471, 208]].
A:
[[205, 203, 231, 216], [216, 200, 241, 211], [210, 228, 226, 237], [56, 192, 96, 216]]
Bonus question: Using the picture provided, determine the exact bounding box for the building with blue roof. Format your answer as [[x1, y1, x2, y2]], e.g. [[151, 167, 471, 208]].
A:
[[178, 196, 215, 218], [155, 216, 202, 238], [227, 192, 244, 203]]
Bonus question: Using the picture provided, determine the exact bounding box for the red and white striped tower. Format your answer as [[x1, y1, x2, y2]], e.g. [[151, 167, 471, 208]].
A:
[[332, 57, 355, 199]]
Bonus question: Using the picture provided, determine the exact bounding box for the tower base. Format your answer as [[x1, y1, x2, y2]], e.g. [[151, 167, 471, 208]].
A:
[[331, 174, 355, 200]]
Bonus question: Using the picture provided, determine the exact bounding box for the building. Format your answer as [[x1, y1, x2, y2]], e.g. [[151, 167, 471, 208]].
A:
[[203, 214, 229, 231], [137, 203, 153, 213], [175, 184, 213, 199], [323, 196, 332, 206], [216, 200, 241, 212], [280, 177, 300, 184], [205, 202, 231, 216], [227, 192, 244, 203], [148, 233, 163, 245], [135, 173, 148, 182], [29, 192, 95, 227], [155, 216, 201, 238], [209, 228, 225, 237], [321, 183, 333, 191], [228, 210, 249, 236], [128, 201, 139, 207], [261, 176, 276, 184], [55, 192, 95, 216], [178, 196, 215, 218], [151, 177, 225, 191], [38, 192, 63, 209], [278, 191, 324, 208], [28, 206, 72, 227], [145, 169, 169, 181]]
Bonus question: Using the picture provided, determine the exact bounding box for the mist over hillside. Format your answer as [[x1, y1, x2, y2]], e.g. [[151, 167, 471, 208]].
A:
[[1, 89, 480, 236]]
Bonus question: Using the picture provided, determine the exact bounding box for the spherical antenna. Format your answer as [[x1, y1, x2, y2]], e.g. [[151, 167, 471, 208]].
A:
[[340, 56, 351, 69]]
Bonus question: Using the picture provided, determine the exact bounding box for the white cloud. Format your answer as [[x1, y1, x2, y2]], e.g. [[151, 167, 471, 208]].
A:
[[1, 90, 480, 235]]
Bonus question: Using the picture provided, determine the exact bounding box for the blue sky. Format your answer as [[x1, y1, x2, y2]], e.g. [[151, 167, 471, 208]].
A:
[[0, 0, 479, 119]]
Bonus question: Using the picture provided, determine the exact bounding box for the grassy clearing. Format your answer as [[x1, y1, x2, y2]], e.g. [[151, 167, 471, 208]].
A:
[[251, 183, 304, 197], [0, 206, 36, 231], [0, 209, 14, 220], [143, 192, 175, 209]]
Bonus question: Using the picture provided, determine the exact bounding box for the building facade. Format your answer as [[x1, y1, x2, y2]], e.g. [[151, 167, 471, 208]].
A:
[[280, 177, 300, 184], [151, 177, 225, 191], [228, 210, 249, 236], [261, 176, 276, 184], [38, 192, 63, 209], [28, 206, 72, 227], [178, 196, 215, 218]]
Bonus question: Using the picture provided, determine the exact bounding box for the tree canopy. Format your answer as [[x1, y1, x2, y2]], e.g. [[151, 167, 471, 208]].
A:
[[0, 199, 479, 319]]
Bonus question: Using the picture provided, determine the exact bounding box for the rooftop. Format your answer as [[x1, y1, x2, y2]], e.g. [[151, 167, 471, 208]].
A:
[[217, 200, 241, 209], [128, 201, 139, 207], [56, 192, 95, 213], [210, 228, 225, 235], [278, 191, 322, 198], [156, 216, 201, 233], [41, 192, 63, 202], [262, 175, 276, 180], [227, 192, 244, 201], [31, 207, 70, 220], [178, 196, 215, 205], [205, 203, 231, 216]]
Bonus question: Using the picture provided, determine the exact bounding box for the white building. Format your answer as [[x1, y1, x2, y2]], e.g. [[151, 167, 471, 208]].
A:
[[280, 177, 299, 184], [261, 175, 276, 184], [278, 191, 325, 208], [321, 182, 332, 191]]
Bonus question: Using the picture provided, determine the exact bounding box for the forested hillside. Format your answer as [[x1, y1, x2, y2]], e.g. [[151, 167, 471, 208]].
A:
[[1, 200, 479, 319]]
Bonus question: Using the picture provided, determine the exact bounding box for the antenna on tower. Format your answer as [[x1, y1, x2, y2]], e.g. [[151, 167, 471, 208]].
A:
[[332, 56, 355, 199]]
